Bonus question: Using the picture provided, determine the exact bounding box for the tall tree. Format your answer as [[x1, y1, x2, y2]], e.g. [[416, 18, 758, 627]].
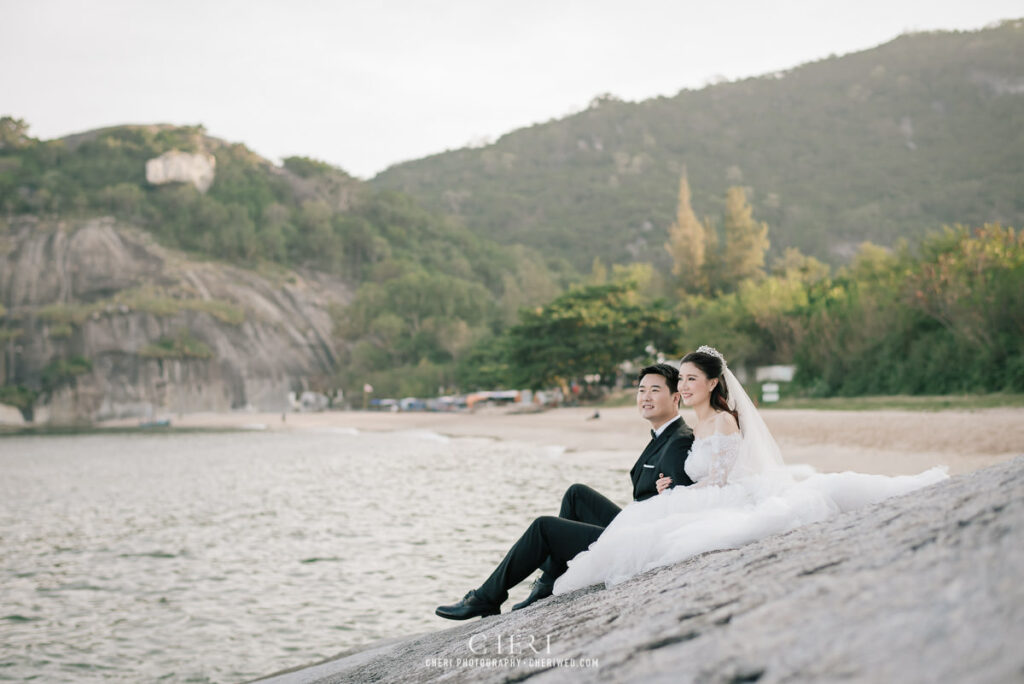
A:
[[703, 209, 721, 292], [588, 256, 608, 285], [721, 187, 770, 286], [504, 281, 678, 391], [664, 173, 708, 294]]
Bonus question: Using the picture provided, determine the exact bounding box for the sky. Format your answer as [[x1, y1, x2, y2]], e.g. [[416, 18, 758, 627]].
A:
[[1, 1, 1020, 179]]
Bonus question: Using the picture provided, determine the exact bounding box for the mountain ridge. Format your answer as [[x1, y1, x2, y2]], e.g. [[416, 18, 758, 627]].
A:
[[372, 20, 1024, 269]]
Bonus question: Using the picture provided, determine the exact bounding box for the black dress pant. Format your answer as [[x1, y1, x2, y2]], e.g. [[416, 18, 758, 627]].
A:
[[476, 484, 622, 605], [557, 483, 622, 527], [538, 483, 621, 583], [475, 515, 605, 605]]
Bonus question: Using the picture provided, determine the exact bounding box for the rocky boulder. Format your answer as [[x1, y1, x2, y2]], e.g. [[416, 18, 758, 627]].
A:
[[0, 216, 350, 422], [255, 456, 1024, 683]]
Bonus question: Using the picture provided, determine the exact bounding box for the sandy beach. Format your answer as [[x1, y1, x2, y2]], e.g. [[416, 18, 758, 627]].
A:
[[105, 405, 1024, 477]]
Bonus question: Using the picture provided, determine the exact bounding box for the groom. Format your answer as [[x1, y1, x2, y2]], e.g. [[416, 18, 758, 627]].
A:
[[436, 363, 694, 620]]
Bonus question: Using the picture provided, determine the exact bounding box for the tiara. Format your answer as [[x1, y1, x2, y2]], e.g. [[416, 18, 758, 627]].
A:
[[696, 345, 725, 364]]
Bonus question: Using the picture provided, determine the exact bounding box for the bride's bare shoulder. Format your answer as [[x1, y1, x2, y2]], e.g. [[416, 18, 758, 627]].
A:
[[714, 411, 739, 435]]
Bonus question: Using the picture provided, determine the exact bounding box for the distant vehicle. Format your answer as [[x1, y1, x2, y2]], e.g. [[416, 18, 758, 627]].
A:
[[399, 397, 428, 411], [427, 396, 468, 412], [369, 398, 399, 412], [466, 390, 522, 410]]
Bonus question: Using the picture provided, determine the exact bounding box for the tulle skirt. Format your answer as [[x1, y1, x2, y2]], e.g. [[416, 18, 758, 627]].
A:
[[552, 466, 949, 594]]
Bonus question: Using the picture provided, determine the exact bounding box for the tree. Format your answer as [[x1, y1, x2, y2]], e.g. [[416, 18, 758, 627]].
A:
[[720, 187, 770, 286], [771, 247, 831, 284], [98, 183, 145, 220], [499, 248, 562, 327], [504, 281, 679, 390], [664, 173, 708, 294], [588, 256, 608, 285], [0, 116, 31, 149], [294, 199, 342, 269], [703, 209, 722, 290], [907, 224, 1024, 364], [456, 335, 512, 390]]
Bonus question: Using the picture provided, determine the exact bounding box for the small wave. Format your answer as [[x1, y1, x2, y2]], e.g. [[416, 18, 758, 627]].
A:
[[543, 445, 567, 458], [299, 557, 343, 564], [66, 662, 117, 671], [393, 430, 450, 443], [314, 427, 361, 435], [118, 551, 178, 559], [241, 423, 268, 431], [3, 614, 40, 622], [42, 582, 105, 592]]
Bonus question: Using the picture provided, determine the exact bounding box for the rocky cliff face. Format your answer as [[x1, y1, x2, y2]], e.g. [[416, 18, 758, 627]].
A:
[[255, 456, 1024, 683], [0, 216, 350, 422]]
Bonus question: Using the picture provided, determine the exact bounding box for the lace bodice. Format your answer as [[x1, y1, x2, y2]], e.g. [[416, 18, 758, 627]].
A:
[[684, 432, 742, 486]]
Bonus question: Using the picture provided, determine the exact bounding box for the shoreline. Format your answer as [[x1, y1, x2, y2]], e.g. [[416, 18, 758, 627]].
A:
[[93, 405, 1024, 476]]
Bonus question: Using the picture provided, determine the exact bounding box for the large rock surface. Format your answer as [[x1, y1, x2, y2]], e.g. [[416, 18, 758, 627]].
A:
[[256, 456, 1024, 683], [0, 216, 349, 421]]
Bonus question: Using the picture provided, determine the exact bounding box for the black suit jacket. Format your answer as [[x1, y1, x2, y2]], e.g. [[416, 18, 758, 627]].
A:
[[630, 417, 695, 502]]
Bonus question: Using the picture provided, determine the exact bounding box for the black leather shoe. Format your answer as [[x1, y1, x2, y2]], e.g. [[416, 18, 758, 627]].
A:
[[435, 590, 500, 620], [512, 578, 553, 611]]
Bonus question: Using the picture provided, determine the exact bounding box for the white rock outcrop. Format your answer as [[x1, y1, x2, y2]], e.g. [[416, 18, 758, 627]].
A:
[[145, 150, 216, 193]]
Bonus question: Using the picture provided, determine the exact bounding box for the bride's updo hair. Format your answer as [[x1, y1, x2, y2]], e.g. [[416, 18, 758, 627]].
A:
[[679, 348, 738, 421]]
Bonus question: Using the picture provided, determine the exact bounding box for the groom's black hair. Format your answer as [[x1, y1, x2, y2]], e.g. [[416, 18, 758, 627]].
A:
[[638, 363, 680, 393]]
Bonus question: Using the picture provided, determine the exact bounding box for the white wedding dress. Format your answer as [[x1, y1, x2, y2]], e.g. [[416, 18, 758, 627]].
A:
[[553, 429, 948, 594]]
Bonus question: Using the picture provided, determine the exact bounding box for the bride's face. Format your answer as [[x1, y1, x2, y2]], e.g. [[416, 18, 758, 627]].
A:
[[679, 362, 718, 408]]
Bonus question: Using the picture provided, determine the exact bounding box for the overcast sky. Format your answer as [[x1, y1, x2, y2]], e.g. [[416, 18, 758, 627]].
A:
[[1, 1, 1019, 178]]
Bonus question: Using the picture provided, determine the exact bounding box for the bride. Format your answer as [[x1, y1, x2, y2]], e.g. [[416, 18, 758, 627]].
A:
[[553, 345, 948, 594]]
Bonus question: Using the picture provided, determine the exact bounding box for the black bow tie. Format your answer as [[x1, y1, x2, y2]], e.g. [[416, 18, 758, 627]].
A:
[[651, 429, 657, 439]]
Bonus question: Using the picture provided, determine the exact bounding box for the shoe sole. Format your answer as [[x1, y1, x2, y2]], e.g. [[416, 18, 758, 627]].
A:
[[511, 589, 553, 611], [435, 608, 500, 620], [511, 596, 549, 611]]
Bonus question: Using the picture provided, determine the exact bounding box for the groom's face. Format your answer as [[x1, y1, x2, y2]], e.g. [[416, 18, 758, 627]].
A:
[[637, 373, 680, 426]]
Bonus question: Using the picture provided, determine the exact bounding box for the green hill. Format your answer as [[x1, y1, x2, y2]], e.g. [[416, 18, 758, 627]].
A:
[[0, 120, 568, 399], [372, 20, 1024, 270]]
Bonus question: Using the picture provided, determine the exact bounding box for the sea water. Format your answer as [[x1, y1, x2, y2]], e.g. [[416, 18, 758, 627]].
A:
[[0, 428, 630, 682]]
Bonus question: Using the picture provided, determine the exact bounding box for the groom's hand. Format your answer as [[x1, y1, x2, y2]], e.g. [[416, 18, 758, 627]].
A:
[[656, 473, 673, 494]]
